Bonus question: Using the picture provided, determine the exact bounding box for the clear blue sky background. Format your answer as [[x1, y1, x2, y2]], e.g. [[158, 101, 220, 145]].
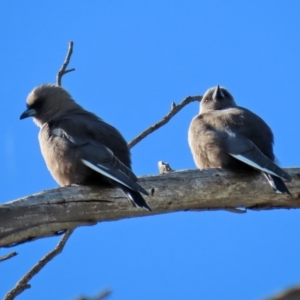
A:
[[1, 1, 300, 299]]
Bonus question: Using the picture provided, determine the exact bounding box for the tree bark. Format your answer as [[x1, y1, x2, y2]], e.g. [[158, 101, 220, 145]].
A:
[[1, 168, 299, 248]]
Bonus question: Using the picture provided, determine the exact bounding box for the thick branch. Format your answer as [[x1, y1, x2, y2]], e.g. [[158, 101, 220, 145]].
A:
[[4, 230, 73, 300], [56, 41, 75, 86], [128, 95, 202, 148], [1, 168, 299, 248]]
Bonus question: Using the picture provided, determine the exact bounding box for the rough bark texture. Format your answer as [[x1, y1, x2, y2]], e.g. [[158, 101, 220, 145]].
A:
[[1, 168, 300, 248]]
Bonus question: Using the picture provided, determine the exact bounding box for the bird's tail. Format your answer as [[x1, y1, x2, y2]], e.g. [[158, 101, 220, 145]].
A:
[[263, 173, 291, 195], [118, 184, 151, 211]]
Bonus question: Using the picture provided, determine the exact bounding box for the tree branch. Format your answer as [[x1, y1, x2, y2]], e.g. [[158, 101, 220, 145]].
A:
[[5, 41, 76, 300], [5, 40, 297, 299], [0, 251, 17, 263], [1, 168, 299, 248], [128, 95, 202, 148], [56, 41, 75, 86], [4, 230, 73, 300]]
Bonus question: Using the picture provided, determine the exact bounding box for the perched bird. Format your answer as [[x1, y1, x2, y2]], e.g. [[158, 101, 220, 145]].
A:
[[20, 84, 151, 210], [188, 85, 291, 195]]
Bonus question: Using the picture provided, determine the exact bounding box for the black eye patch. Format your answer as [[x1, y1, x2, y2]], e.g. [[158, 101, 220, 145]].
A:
[[28, 97, 45, 110]]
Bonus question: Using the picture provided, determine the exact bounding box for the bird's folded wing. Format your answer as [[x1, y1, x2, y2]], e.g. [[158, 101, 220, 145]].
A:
[[52, 126, 148, 195], [223, 131, 291, 181]]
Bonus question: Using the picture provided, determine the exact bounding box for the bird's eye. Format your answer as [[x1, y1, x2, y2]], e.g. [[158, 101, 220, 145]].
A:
[[30, 97, 45, 111]]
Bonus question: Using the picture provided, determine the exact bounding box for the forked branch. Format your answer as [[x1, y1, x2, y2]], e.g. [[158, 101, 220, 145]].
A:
[[56, 41, 75, 86]]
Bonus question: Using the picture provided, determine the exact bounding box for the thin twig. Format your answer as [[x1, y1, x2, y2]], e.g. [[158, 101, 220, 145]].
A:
[[4, 230, 73, 300], [56, 41, 75, 86], [0, 251, 17, 263], [93, 289, 112, 300], [75, 288, 112, 300], [128, 95, 202, 148]]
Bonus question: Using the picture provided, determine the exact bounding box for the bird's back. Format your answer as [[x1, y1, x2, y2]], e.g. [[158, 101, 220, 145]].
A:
[[189, 106, 275, 171]]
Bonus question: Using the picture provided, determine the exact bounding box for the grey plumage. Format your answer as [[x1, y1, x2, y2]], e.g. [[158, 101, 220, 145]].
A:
[[188, 85, 291, 194], [20, 84, 151, 210]]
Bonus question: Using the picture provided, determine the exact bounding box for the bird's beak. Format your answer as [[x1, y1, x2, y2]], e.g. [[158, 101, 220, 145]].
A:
[[20, 108, 37, 120], [212, 85, 225, 100]]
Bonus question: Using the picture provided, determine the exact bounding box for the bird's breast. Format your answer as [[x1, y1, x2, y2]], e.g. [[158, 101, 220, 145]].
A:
[[38, 129, 92, 186]]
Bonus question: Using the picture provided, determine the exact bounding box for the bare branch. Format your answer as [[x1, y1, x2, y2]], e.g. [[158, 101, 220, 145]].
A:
[[4, 230, 73, 300], [0, 251, 17, 263], [1, 168, 299, 248], [56, 41, 75, 86], [128, 95, 202, 148]]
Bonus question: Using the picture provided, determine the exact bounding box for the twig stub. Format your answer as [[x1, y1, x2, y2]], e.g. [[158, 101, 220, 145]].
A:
[[158, 161, 174, 174]]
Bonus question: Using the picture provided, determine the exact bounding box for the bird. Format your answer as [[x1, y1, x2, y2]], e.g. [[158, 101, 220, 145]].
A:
[[20, 84, 151, 210], [188, 85, 292, 195]]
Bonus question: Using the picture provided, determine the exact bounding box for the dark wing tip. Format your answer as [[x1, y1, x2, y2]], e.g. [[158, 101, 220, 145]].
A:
[[283, 172, 292, 182], [264, 173, 291, 196], [119, 185, 151, 211]]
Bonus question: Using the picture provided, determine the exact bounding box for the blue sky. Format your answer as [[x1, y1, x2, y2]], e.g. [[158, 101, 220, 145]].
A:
[[1, 1, 300, 299]]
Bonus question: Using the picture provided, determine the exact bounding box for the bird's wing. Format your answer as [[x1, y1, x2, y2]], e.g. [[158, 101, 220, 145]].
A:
[[223, 131, 291, 181], [263, 173, 291, 195], [80, 144, 148, 195], [50, 119, 148, 195]]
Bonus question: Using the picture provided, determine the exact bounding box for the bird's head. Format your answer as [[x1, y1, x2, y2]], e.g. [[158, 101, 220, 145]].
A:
[[20, 84, 79, 126], [200, 85, 236, 114]]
